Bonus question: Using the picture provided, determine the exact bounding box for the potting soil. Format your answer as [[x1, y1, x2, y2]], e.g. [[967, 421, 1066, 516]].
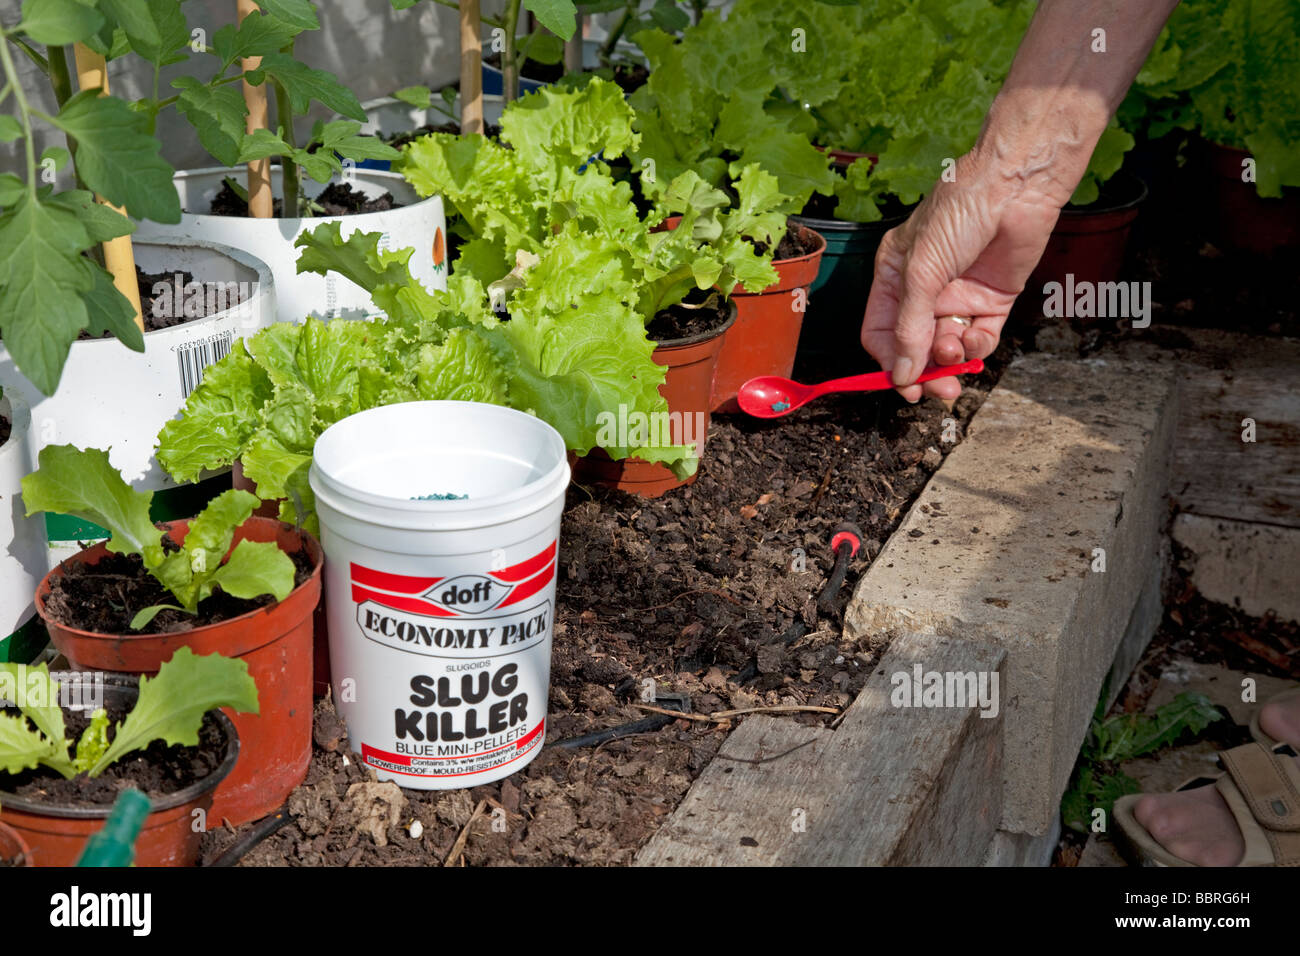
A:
[[1, 710, 225, 807]]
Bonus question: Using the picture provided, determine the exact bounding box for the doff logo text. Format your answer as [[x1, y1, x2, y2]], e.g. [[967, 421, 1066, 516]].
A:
[[431, 574, 507, 614]]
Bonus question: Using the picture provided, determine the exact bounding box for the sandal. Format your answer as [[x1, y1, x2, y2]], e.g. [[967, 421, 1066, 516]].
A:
[[1113, 741, 1300, 866], [1251, 686, 1300, 750]]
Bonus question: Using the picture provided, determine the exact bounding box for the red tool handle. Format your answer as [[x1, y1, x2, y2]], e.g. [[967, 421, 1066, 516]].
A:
[[813, 358, 984, 399]]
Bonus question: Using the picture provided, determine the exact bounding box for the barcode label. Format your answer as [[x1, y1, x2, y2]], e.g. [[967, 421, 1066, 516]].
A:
[[176, 331, 234, 397]]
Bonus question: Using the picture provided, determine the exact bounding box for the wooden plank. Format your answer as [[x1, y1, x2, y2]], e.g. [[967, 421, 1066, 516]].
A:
[[1173, 513, 1300, 622], [786, 634, 1005, 866], [845, 354, 1178, 834], [634, 717, 833, 866], [637, 633, 1005, 866], [1158, 330, 1300, 527]]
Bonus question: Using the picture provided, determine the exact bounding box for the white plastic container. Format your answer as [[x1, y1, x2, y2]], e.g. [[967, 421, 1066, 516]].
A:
[[0, 390, 49, 662], [310, 401, 570, 790], [0, 238, 276, 569], [135, 167, 446, 323]]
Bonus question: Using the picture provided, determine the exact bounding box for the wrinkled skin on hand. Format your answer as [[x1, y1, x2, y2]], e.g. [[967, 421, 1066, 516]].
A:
[[861, 154, 1063, 403]]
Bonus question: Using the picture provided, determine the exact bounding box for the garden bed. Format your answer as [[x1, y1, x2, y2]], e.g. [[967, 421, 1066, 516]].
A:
[[199, 355, 1008, 866]]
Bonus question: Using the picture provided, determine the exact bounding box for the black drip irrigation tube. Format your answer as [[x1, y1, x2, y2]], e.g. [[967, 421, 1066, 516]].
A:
[[203, 805, 293, 868], [550, 713, 678, 750]]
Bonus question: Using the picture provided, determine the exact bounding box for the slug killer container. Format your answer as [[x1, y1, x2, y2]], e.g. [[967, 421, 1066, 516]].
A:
[[310, 401, 570, 790]]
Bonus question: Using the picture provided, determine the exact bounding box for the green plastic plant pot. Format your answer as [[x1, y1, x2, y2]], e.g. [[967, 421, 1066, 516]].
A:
[[789, 209, 909, 363]]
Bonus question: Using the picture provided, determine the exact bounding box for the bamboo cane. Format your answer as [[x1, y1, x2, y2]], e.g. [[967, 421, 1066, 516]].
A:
[[238, 0, 273, 217], [564, 14, 583, 74], [460, 0, 484, 134], [72, 44, 144, 333]]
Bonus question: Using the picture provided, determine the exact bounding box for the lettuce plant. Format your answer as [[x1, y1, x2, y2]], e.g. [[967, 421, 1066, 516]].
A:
[[397, 77, 784, 315], [0, 649, 258, 780], [628, 0, 1131, 217], [154, 79, 788, 523], [21, 445, 295, 630], [155, 223, 698, 531], [1129, 0, 1299, 198]]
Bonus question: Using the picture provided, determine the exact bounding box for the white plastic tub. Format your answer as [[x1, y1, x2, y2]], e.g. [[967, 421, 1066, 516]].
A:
[[310, 401, 570, 790], [135, 167, 446, 323], [0, 390, 48, 662], [0, 238, 276, 569]]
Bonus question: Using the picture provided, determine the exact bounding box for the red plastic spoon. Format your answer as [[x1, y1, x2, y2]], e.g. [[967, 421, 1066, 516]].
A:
[[737, 359, 985, 419]]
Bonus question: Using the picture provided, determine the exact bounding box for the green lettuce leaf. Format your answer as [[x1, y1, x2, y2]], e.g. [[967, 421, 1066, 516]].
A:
[[22, 447, 294, 624], [89, 647, 259, 776]]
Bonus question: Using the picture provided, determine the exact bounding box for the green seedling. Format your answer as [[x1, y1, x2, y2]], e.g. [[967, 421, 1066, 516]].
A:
[[21, 444, 295, 630], [0, 649, 258, 780]]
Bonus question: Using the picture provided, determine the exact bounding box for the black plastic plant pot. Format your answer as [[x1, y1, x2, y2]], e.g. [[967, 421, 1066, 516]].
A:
[[789, 207, 911, 367], [0, 673, 239, 867]]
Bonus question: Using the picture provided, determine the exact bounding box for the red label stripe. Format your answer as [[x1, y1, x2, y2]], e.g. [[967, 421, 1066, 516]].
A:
[[360, 721, 545, 774], [496, 560, 555, 609], [362, 743, 411, 766], [489, 541, 557, 583], [515, 718, 545, 751], [351, 563, 443, 594], [351, 585, 455, 617]]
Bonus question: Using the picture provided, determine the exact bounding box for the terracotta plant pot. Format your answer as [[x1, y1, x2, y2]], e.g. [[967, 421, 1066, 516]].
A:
[[711, 225, 826, 413], [1028, 169, 1148, 314], [0, 674, 238, 866], [230, 459, 281, 520], [231, 461, 332, 698], [0, 820, 32, 867], [34, 517, 322, 826], [1205, 141, 1300, 253], [576, 302, 736, 497]]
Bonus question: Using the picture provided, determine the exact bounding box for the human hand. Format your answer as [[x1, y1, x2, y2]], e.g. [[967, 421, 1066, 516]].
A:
[[860, 153, 1064, 403]]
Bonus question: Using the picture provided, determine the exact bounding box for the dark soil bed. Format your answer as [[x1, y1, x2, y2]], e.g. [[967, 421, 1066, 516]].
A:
[[753, 220, 820, 261], [76, 266, 246, 338], [208, 179, 398, 218], [314, 182, 401, 216], [43, 543, 315, 635], [203, 144, 1297, 868], [646, 295, 733, 342], [0, 706, 225, 807], [0, 413, 10, 448], [202, 343, 1009, 866]]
